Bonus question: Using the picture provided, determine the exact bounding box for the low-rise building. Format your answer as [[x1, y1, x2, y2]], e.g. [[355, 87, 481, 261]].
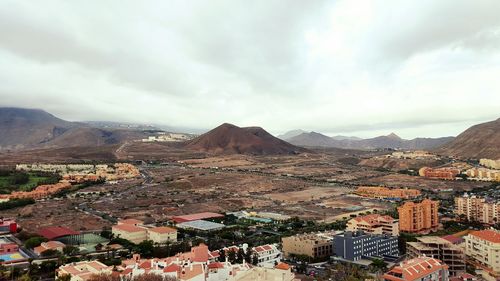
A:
[[34, 241, 65, 256], [147, 226, 177, 243], [465, 168, 500, 182], [398, 199, 439, 234], [0, 218, 18, 234], [333, 231, 399, 262], [0, 241, 18, 255], [231, 263, 297, 281], [480, 159, 500, 170], [56, 260, 112, 281], [464, 229, 500, 278], [346, 214, 399, 236], [112, 219, 178, 244], [383, 257, 449, 281], [282, 231, 336, 259], [355, 186, 421, 199], [419, 167, 460, 180], [407, 236, 465, 276]]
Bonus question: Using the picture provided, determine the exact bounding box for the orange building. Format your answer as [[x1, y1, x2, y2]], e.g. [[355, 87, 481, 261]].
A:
[[7, 182, 72, 200], [355, 186, 421, 199], [419, 167, 461, 180], [398, 199, 439, 234]]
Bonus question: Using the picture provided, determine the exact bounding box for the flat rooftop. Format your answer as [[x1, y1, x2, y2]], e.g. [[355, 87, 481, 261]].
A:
[[176, 220, 225, 231]]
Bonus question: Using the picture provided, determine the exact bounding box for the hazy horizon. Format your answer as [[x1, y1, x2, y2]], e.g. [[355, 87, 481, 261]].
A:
[[1, 1, 500, 139]]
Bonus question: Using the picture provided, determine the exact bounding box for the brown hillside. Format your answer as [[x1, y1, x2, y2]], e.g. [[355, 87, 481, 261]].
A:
[[438, 118, 500, 159], [184, 123, 307, 155]]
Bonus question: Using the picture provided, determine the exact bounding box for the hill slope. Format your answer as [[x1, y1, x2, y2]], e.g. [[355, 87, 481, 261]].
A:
[[438, 118, 500, 159], [185, 123, 306, 155], [0, 107, 75, 150]]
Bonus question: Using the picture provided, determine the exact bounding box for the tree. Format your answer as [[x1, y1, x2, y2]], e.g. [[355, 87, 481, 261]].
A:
[[56, 274, 72, 281], [17, 274, 32, 281], [41, 249, 60, 257], [228, 250, 236, 264], [137, 240, 155, 258], [24, 236, 47, 249], [63, 245, 80, 256], [236, 248, 245, 264], [370, 258, 387, 272], [252, 254, 259, 266]]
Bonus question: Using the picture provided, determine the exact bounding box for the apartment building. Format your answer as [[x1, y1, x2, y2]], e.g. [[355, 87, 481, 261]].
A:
[[480, 159, 500, 170], [455, 195, 499, 224], [112, 220, 178, 244], [398, 199, 439, 234], [281, 231, 336, 259], [407, 236, 465, 276], [419, 167, 461, 180], [252, 244, 282, 268], [466, 168, 500, 182], [346, 214, 399, 236], [464, 229, 500, 277], [334, 231, 399, 261], [383, 257, 449, 281], [355, 186, 421, 199]]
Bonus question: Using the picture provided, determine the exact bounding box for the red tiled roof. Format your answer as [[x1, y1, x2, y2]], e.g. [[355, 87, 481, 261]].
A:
[[119, 219, 143, 225], [262, 245, 272, 251], [470, 230, 500, 243], [208, 262, 224, 269], [139, 261, 152, 269], [172, 212, 224, 223], [38, 226, 80, 240], [275, 262, 290, 270], [112, 224, 145, 233], [164, 264, 180, 273]]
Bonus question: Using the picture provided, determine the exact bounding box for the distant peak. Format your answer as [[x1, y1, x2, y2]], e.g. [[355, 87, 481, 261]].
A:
[[387, 132, 401, 139]]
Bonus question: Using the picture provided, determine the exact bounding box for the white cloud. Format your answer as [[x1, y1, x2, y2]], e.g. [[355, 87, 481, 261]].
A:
[[0, 0, 499, 138]]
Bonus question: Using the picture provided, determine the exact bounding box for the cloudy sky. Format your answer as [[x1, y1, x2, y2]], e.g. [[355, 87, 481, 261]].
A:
[[1, 1, 500, 138]]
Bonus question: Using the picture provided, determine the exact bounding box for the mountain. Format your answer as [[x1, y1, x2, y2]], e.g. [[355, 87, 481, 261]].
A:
[[438, 118, 500, 159], [0, 107, 75, 150], [286, 130, 453, 150], [0, 107, 153, 150], [287, 132, 340, 147], [184, 123, 307, 155], [277, 129, 307, 140]]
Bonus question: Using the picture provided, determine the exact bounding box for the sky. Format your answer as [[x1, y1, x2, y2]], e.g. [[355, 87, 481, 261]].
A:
[[1, 1, 500, 139]]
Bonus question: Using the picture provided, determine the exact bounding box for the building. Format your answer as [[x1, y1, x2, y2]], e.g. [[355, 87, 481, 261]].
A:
[[112, 219, 178, 244], [176, 220, 225, 231], [355, 186, 421, 200], [407, 236, 465, 276], [252, 244, 282, 268], [455, 195, 499, 224], [480, 159, 500, 170], [464, 229, 500, 278], [419, 167, 460, 180], [383, 257, 449, 281], [466, 168, 500, 182], [147, 226, 177, 243], [34, 241, 65, 256], [333, 231, 399, 262], [398, 199, 439, 234], [346, 214, 399, 236], [282, 231, 336, 259], [231, 264, 297, 281], [56, 260, 112, 281], [112, 223, 148, 244], [0, 240, 18, 255], [0, 218, 18, 234], [38, 226, 81, 243], [449, 273, 479, 281], [172, 212, 225, 223]]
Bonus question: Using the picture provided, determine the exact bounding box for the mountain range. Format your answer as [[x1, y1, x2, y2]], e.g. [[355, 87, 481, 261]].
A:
[[283, 130, 454, 150], [0, 107, 498, 159]]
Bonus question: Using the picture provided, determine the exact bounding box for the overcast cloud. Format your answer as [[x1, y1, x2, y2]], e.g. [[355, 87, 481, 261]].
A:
[[1, 0, 499, 138]]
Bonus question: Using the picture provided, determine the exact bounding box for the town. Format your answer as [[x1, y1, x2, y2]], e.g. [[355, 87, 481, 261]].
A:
[[1, 150, 499, 281]]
